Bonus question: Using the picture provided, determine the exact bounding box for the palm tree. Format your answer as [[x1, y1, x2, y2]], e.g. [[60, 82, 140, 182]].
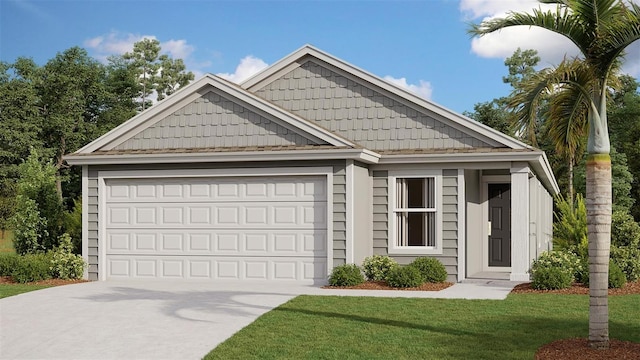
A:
[[470, 0, 640, 349]]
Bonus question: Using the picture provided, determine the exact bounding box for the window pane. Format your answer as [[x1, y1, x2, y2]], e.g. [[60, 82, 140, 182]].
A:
[[407, 212, 425, 246], [396, 212, 436, 247], [426, 212, 436, 246], [406, 178, 424, 208], [425, 177, 435, 208]]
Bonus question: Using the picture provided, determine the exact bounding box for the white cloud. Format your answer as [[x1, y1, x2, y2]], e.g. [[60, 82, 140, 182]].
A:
[[383, 76, 433, 100], [462, 0, 640, 77], [216, 56, 269, 83], [83, 31, 195, 64]]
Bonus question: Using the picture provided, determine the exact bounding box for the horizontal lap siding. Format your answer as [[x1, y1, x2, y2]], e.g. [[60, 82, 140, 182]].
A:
[[372, 171, 458, 282], [86, 161, 347, 280]]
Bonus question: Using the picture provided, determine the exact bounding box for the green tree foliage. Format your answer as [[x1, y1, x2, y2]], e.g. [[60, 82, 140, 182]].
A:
[[553, 194, 588, 257], [122, 38, 194, 111], [11, 150, 63, 254]]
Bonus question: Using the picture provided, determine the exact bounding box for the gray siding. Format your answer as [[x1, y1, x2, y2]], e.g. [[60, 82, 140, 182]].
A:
[[114, 90, 321, 150], [371, 170, 459, 282], [252, 60, 493, 151], [86, 161, 347, 280]]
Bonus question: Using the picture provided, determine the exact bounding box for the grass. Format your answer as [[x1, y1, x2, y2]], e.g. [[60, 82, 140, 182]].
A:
[[204, 294, 640, 360], [0, 229, 14, 254], [0, 283, 54, 299]]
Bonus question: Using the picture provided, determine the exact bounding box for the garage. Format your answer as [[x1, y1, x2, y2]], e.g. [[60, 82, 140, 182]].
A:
[[102, 175, 328, 282]]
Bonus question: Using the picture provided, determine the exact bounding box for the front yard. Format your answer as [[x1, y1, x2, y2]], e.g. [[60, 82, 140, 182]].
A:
[[204, 293, 640, 360]]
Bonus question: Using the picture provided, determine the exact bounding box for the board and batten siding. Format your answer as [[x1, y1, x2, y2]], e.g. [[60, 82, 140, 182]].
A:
[[372, 170, 459, 282], [113, 90, 322, 151], [252, 60, 493, 152], [85, 161, 346, 280]]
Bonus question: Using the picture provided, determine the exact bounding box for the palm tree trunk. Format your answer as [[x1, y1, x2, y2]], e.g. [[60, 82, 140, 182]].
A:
[[586, 153, 611, 349]]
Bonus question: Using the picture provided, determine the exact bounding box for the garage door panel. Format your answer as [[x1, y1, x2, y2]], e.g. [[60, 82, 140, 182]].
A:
[[107, 230, 327, 256], [106, 255, 327, 281], [106, 202, 326, 228], [106, 177, 325, 203], [104, 175, 328, 283]]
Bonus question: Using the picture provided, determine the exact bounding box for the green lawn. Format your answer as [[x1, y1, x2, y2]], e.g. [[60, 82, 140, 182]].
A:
[[0, 283, 53, 299], [205, 294, 640, 360]]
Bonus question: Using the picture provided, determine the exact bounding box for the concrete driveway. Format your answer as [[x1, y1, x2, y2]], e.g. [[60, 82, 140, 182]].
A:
[[0, 281, 307, 360], [0, 279, 519, 360]]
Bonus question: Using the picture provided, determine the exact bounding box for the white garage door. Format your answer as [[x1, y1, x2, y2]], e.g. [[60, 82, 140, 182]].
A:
[[104, 175, 328, 282]]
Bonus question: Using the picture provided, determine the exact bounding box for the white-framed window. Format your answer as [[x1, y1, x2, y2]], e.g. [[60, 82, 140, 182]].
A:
[[388, 170, 442, 255]]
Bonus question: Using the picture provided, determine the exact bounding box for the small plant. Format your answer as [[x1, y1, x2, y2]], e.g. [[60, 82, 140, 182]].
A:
[[11, 252, 53, 283], [608, 260, 627, 289], [362, 255, 398, 281], [409, 257, 448, 283], [386, 266, 424, 288], [611, 210, 640, 248], [0, 253, 20, 276], [50, 233, 86, 280], [530, 250, 582, 282], [328, 264, 365, 287], [531, 266, 572, 290]]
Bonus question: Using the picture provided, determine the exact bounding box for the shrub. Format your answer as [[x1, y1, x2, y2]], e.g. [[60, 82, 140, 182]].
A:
[[386, 266, 424, 288], [328, 264, 365, 287], [609, 261, 627, 289], [11, 252, 53, 283], [530, 250, 582, 282], [575, 257, 590, 285], [409, 257, 448, 283], [362, 255, 398, 281], [11, 196, 46, 255], [611, 210, 640, 248], [50, 233, 86, 280], [0, 253, 20, 276], [553, 194, 587, 256], [610, 246, 640, 282], [63, 198, 82, 255], [531, 266, 572, 290]]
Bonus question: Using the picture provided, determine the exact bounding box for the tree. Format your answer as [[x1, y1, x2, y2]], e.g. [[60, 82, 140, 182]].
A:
[[470, 0, 640, 349], [122, 38, 194, 111]]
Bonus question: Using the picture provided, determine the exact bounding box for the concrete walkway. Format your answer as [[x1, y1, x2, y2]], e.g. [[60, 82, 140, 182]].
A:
[[0, 279, 521, 360]]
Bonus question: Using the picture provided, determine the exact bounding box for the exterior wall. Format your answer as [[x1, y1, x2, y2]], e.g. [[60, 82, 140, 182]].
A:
[[252, 59, 493, 151], [371, 168, 459, 282], [464, 169, 482, 277], [85, 160, 346, 280], [114, 90, 321, 151], [529, 175, 553, 263], [352, 162, 372, 265]]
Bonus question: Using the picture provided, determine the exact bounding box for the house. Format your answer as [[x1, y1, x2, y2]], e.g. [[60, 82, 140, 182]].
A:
[[65, 45, 558, 283]]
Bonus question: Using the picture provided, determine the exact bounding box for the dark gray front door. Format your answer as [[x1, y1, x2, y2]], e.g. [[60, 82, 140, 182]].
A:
[[488, 183, 511, 267]]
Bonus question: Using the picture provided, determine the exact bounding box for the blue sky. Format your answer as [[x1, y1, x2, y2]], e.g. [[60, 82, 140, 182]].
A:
[[2, 0, 639, 114]]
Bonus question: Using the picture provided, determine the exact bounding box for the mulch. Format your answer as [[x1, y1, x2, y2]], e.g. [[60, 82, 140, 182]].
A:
[[322, 280, 453, 291], [0, 276, 88, 286]]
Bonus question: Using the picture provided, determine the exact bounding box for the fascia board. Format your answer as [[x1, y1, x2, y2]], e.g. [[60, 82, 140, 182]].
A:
[[64, 148, 381, 166], [379, 151, 559, 194], [243, 45, 530, 150]]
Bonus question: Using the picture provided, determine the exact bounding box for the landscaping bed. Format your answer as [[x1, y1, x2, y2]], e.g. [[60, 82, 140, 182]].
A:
[[511, 280, 640, 296], [323, 280, 453, 291], [0, 275, 87, 286]]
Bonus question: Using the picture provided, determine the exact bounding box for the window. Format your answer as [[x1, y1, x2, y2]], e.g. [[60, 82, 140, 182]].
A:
[[389, 171, 442, 254]]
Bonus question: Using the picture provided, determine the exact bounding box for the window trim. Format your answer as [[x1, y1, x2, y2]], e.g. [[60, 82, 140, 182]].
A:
[[388, 170, 443, 255]]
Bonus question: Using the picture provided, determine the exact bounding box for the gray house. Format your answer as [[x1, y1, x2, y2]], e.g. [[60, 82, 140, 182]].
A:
[[66, 45, 558, 283]]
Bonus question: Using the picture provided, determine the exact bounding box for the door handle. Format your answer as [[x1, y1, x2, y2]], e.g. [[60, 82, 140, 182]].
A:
[[488, 221, 492, 236]]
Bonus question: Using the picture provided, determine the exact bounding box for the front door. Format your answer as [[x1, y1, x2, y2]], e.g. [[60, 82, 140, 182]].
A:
[[488, 183, 511, 267]]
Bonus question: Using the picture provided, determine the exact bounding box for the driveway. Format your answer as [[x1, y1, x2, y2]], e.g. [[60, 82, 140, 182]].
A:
[[0, 281, 306, 360], [0, 279, 519, 359]]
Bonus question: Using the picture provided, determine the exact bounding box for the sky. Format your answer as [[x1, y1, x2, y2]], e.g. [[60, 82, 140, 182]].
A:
[[1, 0, 639, 114]]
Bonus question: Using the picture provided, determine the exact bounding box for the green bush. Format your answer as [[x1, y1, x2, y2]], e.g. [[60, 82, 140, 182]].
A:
[[328, 264, 365, 287], [63, 198, 82, 255], [11, 196, 47, 255], [611, 246, 640, 282], [11, 252, 53, 283], [611, 210, 640, 248], [530, 250, 582, 282], [531, 266, 572, 290], [553, 194, 587, 257], [50, 233, 85, 280], [409, 257, 448, 283], [575, 257, 590, 285], [609, 261, 627, 289], [0, 253, 20, 276], [361, 255, 398, 281], [386, 266, 424, 288]]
